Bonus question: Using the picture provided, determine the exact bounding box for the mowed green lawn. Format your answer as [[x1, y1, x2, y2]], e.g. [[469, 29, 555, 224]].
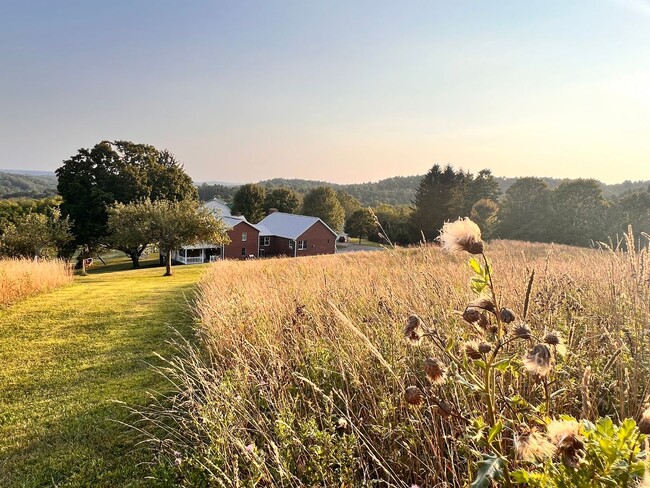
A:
[[0, 259, 207, 487]]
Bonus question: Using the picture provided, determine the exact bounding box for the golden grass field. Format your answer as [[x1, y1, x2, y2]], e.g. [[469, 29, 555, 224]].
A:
[[0, 259, 73, 307], [141, 237, 649, 486]]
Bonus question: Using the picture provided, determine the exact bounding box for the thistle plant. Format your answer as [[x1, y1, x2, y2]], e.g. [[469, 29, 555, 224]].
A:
[[403, 217, 648, 487]]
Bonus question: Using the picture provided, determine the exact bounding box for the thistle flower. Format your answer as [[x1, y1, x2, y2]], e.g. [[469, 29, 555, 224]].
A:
[[478, 312, 490, 329], [462, 308, 481, 324], [463, 340, 482, 360], [437, 217, 484, 255], [500, 308, 515, 323], [547, 419, 584, 468], [512, 324, 532, 340], [424, 357, 447, 384], [514, 425, 556, 462], [404, 386, 425, 405], [639, 406, 650, 434], [523, 343, 553, 378], [404, 315, 423, 345]]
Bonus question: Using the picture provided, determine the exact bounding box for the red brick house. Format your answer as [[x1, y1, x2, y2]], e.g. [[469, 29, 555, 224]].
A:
[[256, 211, 337, 257], [172, 201, 337, 264]]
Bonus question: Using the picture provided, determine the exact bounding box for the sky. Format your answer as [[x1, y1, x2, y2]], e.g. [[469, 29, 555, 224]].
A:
[[1, 0, 650, 184]]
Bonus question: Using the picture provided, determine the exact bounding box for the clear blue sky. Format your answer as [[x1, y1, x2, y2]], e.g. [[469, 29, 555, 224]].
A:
[[1, 0, 650, 183]]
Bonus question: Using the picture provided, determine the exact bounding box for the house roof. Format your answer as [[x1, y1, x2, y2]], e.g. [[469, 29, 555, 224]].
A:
[[222, 215, 255, 230], [203, 199, 232, 217], [256, 212, 338, 240]]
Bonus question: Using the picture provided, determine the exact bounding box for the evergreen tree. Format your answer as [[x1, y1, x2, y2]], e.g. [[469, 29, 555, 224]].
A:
[[302, 186, 345, 231]]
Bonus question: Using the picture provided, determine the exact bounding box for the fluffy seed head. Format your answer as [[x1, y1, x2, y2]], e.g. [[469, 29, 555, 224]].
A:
[[544, 331, 561, 346], [513, 324, 532, 340], [523, 343, 553, 378], [547, 420, 584, 469], [404, 386, 425, 405], [514, 425, 556, 462], [424, 357, 447, 384], [437, 217, 484, 255], [500, 308, 516, 323], [404, 315, 423, 345]]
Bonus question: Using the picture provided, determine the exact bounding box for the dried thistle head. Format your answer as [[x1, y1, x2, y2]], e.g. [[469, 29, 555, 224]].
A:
[[523, 343, 553, 378], [404, 315, 423, 345], [478, 342, 492, 354], [500, 308, 515, 323], [478, 312, 490, 329], [639, 406, 650, 434], [463, 340, 482, 360], [424, 357, 447, 384], [544, 331, 561, 346], [514, 424, 556, 462], [462, 308, 481, 324], [468, 297, 496, 313], [512, 324, 532, 340], [437, 217, 484, 255], [547, 420, 584, 469], [404, 386, 425, 405]]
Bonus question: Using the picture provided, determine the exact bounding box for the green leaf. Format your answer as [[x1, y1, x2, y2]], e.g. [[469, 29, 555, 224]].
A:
[[471, 453, 505, 488], [487, 420, 503, 445], [469, 257, 483, 275]]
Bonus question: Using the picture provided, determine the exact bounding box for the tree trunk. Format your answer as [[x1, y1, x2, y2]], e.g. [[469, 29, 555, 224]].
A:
[[358, 236, 362, 244], [164, 249, 172, 276], [131, 254, 140, 268]]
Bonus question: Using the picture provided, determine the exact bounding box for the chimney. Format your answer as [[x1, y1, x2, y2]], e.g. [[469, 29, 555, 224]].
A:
[[269, 208, 278, 214]]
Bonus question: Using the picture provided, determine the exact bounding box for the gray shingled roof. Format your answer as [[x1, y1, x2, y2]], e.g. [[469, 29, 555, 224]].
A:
[[256, 212, 337, 240]]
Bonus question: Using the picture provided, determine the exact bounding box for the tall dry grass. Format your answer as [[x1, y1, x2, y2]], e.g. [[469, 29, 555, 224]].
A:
[[140, 237, 650, 486], [0, 258, 73, 307]]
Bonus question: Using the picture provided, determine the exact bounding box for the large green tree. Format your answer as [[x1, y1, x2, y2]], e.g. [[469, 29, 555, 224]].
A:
[[344, 208, 377, 244], [410, 164, 469, 242], [146, 200, 230, 276], [56, 140, 197, 251], [301, 186, 345, 232], [496, 177, 554, 242], [231, 184, 267, 223], [549, 179, 609, 245], [107, 201, 155, 268], [264, 187, 301, 214]]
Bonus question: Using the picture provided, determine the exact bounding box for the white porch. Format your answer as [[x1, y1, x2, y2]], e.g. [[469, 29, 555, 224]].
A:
[[172, 245, 222, 265]]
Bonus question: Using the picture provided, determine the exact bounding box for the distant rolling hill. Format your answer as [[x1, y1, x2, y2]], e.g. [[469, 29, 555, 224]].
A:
[[0, 171, 58, 198]]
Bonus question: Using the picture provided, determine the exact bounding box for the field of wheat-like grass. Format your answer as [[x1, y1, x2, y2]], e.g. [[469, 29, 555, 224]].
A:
[[0, 259, 73, 307], [142, 238, 650, 486]]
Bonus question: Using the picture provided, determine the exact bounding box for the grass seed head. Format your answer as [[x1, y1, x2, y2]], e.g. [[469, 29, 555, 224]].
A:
[[523, 343, 553, 377], [424, 357, 447, 384], [437, 217, 484, 255], [404, 386, 425, 405]]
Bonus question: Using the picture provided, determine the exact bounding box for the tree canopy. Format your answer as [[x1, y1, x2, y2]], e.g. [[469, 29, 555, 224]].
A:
[[264, 187, 301, 214], [231, 184, 267, 223], [56, 140, 197, 251], [301, 186, 345, 232]]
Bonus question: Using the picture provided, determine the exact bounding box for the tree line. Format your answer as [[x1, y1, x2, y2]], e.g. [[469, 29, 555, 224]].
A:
[[0, 141, 229, 275]]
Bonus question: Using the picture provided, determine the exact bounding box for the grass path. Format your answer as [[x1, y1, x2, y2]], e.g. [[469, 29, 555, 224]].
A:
[[0, 262, 207, 487]]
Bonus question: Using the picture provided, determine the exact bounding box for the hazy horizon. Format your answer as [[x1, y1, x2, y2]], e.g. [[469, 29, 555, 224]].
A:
[[2, 1, 650, 185]]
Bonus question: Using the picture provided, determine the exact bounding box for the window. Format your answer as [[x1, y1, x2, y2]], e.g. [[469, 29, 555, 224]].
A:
[[242, 232, 247, 242], [262, 236, 271, 246], [289, 240, 294, 250], [298, 240, 308, 250], [241, 247, 246, 257]]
